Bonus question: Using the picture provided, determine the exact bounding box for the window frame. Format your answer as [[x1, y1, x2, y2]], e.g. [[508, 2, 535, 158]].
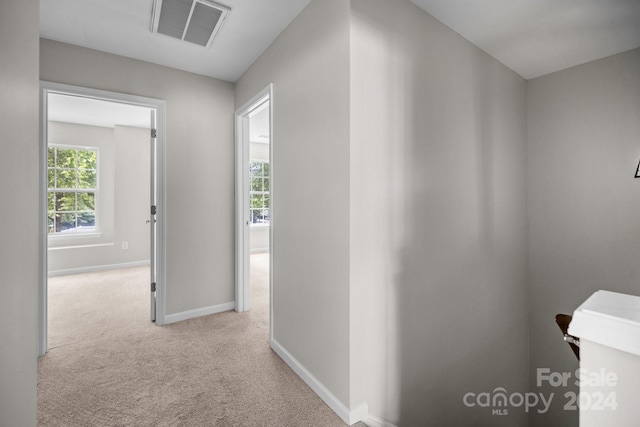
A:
[[47, 144, 100, 238], [249, 160, 270, 227]]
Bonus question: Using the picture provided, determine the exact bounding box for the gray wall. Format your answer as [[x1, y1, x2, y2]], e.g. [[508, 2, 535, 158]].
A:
[[47, 123, 151, 273], [527, 47, 640, 427], [350, 0, 529, 425], [237, 0, 529, 422], [41, 39, 236, 316], [235, 0, 352, 407], [0, 0, 39, 425], [22, 5, 639, 427]]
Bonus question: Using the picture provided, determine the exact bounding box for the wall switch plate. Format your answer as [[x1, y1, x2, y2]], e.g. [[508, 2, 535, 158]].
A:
[[122, 242, 128, 250]]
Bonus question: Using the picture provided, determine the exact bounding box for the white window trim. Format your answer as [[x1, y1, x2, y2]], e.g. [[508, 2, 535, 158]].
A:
[[47, 144, 100, 238], [250, 223, 270, 229], [47, 231, 103, 241], [249, 160, 270, 227]]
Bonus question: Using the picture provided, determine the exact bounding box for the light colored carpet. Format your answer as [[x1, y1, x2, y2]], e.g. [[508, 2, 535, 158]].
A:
[[38, 254, 354, 426]]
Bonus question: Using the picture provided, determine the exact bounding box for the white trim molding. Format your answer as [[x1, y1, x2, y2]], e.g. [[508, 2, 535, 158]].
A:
[[365, 415, 400, 427], [270, 339, 368, 425], [250, 247, 270, 254], [235, 83, 273, 318], [164, 301, 235, 324], [47, 260, 150, 277], [39, 81, 168, 354]]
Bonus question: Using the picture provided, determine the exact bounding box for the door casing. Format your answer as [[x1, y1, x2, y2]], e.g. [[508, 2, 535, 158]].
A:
[[234, 84, 273, 341], [38, 81, 167, 356]]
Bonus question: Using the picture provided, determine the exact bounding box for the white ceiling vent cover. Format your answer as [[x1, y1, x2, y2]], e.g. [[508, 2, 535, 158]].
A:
[[151, 0, 230, 48]]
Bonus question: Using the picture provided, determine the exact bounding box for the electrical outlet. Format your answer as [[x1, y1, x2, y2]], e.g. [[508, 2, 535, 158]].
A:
[[122, 242, 128, 250]]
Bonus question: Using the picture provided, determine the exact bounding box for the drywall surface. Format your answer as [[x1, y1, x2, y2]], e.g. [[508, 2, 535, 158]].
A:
[[350, 0, 529, 425], [527, 47, 640, 427], [235, 0, 352, 408], [0, 0, 40, 425], [250, 141, 270, 161], [41, 39, 236, 315], [250, 226, 270, 253]]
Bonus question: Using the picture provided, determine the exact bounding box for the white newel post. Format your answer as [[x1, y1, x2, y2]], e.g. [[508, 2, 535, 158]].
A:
[[568, 291, 640, 427]]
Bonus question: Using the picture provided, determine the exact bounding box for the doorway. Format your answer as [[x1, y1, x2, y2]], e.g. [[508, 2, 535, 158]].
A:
[[38, 82, 167, 356], [235, 84, 273, 339]]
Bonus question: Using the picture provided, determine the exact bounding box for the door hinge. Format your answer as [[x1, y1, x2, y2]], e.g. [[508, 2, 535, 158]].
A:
[[151, 205, 157, 215], [151, 282, 156, 292], [151, 128, 157, 138]]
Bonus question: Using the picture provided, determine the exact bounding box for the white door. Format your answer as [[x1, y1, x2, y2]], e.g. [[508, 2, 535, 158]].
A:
[[150, 110, 157, 322], [235, 84, 272, 323], [236, 113, 251, 312]]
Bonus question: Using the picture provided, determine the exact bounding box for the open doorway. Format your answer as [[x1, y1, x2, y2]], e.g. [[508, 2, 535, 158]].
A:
[[235, 84, 273, 338], [39, 82, 167, 356]]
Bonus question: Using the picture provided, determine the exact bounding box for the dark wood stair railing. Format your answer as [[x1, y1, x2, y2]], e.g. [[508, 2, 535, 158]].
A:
[[555, 314, 580, 361]]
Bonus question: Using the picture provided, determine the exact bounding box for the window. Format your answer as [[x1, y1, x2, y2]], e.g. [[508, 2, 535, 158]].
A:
[[249, 161, 270, 225], [47, 146, 98, 234]]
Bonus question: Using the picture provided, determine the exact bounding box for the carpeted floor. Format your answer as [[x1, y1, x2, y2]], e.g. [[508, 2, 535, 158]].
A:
[[38, 254, 353, 426]]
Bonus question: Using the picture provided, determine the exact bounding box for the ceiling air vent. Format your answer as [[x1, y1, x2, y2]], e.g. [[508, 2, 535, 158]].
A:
[[151, 0, 230, 48]]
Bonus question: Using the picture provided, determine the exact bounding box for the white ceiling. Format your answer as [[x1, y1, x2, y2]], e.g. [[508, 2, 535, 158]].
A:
[[249, 100, 270, 144], [410, 0, 640, 79], [40, 0, 311, 83], [47, 94, 267, 137], [48, 94, 152, 129], [40, 0, 640, 82]]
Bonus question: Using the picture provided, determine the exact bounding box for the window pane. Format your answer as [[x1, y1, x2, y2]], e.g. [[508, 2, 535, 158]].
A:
[[250, 162, 262, 176], [250, 209, 259, 224], [259, 209, 270, 223], [48, 147, 55, 167], [78, 150, 97, 169], [77, 211, 95, 229], [248, 161, 270, 225], [251, 208, 269, 224], [250, 194, 263, 208], [55, 192, 76, 212], [56, 148, 76, 168], [57, 169, 77, 189], [77, 192, 95, 211], [47, 213, 54, 233], [251, 177, 262, 192], [55, 212, 76, 232], [47, 146, 99, 234], [78, 169, 96, 189], [48, 169, 55, 188]]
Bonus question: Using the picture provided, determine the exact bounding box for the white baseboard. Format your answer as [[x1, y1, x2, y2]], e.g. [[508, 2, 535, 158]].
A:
[[47, 260, 150, 277], [365, 415, 399, 427], [164, 301, 235, 324], [270, 338, 368, 425]]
